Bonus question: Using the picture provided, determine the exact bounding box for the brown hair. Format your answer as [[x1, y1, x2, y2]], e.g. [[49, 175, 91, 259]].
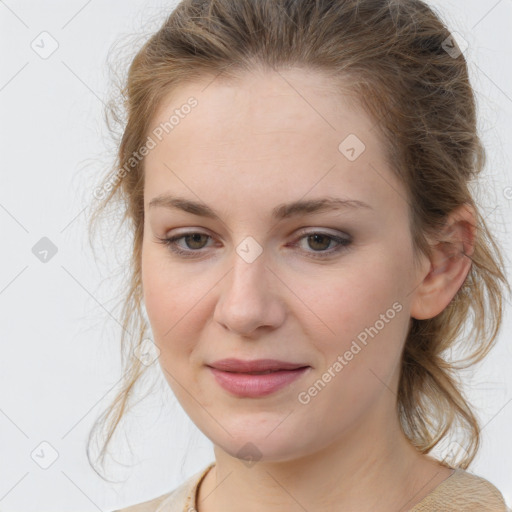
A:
[[87, 0, 510, 479]]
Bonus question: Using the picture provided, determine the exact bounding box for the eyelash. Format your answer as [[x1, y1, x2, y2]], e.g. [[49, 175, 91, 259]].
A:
[[155, 230, 352, 260]]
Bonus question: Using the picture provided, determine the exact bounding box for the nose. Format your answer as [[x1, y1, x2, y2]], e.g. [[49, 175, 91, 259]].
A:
[[213, 249, 286, 337]]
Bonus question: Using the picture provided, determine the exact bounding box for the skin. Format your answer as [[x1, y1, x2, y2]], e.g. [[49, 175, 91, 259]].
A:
[[141, 67, 475, 512]]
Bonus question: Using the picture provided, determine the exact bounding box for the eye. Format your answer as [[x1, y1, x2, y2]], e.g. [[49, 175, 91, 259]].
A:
[[155, 232, 212, 258], [291, 230, 352, 259], [154, 229, 352, 259]]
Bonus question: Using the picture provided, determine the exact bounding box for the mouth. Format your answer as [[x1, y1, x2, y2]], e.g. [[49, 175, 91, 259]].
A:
[[206, 359, 311, 397], [207, 358, 309, 373], [224, 369, 303, 375]]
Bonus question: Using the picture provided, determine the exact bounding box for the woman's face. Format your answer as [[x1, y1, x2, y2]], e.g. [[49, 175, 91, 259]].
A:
[[141, 68, 429, 462]]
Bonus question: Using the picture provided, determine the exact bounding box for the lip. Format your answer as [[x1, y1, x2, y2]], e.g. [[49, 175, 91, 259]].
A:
[[207, 358, 311, 398], [208, 358, 308, 372]]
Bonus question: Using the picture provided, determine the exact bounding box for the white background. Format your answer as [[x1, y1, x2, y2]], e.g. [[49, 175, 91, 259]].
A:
[[0, 1, 511, 510]]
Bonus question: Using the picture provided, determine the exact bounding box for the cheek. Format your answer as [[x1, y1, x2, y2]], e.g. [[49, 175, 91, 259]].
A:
[[141, 243, 217, 367], [141, 246, 193, 349], [296, 266, 407, 430], [141, 249, 169, 333], [306, 252, 407, 375], [141, 254, 200, 404]]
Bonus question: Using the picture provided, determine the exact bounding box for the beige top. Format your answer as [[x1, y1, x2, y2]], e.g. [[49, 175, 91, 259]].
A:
[[114, 462, 511, 512]]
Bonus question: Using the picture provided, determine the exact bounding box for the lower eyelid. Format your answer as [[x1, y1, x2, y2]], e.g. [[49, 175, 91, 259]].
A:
[[167, 233, 212, 251], [159, 231, 351, 258], [292, 234, 352, 255]]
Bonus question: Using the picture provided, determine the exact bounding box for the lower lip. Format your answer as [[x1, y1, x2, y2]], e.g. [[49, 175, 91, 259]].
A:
[[208, 367, 310, 398]]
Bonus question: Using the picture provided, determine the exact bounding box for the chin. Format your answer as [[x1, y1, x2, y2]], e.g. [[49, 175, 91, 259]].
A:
[[208, 422, 314, 465]]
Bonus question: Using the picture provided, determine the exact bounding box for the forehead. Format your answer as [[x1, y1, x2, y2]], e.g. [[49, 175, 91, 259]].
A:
[[143, 68, 406, 218], [148, 67, 373, 147]]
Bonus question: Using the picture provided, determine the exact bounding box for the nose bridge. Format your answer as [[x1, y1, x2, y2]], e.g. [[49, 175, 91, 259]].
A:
[[214, 239, 285, 334], [226, 242, 269, 301]]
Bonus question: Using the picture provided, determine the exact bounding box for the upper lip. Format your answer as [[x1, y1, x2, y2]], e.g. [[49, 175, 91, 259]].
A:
[[208, 358, 309, 373]]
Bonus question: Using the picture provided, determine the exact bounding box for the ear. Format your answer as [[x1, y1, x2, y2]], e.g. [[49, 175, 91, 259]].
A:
[[410, 203, 476, 320]]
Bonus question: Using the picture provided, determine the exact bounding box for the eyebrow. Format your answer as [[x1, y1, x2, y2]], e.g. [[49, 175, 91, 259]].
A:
[[148, 194, 373, 220]]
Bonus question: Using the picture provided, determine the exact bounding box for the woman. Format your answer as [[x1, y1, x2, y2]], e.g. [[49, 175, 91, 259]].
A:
[[89, 0, 511, 510]]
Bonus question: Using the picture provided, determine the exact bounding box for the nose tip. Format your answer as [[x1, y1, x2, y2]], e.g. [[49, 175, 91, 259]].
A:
[[213, 256, 286, 336]]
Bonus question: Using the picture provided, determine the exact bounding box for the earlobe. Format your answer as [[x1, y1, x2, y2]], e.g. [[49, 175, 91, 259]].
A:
[[410, 204, 476, 321]]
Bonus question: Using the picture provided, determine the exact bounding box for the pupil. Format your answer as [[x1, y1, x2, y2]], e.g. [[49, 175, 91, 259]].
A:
[[309, 234, 329, 251], [187, 234, 206, 249]]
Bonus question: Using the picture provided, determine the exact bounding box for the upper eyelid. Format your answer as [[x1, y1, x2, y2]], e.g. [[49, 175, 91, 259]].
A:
[[166, 227, 350, 241], [166, 229, 351, 250], [159, 230, 353, 262]]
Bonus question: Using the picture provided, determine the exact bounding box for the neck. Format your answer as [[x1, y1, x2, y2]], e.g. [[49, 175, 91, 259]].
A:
[[196, 400, 452, 512]]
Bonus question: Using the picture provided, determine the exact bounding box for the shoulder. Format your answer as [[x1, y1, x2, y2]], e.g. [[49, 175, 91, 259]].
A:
[[411, 467, 511, 511], [112, 463, 215, 512]]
